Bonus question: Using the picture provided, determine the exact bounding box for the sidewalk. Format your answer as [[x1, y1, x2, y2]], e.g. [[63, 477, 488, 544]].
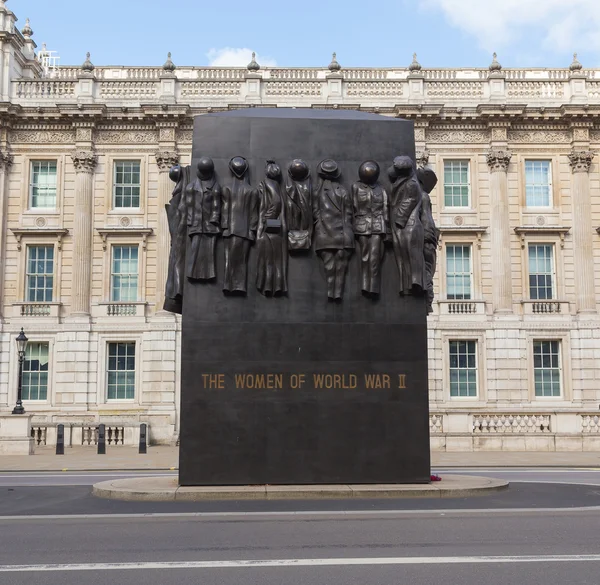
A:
[[1, 446, 600, 472]]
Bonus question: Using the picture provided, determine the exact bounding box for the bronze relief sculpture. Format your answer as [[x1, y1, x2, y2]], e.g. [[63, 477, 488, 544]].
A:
[[221, 157, 259, 294], [388, 155, 425, 295], [313, 159, 354, 300], [186, 157, 222, 281], [351, 161, 388, 297], [284, 159, 313, 251], [164, 164, 192, 314], [256, 160, 288, 296], [417, 166, 440, 314]]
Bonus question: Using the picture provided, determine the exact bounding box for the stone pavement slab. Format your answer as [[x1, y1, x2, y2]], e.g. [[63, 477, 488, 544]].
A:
[[1, 447, 599, 472], [92, 474, 508, 502]]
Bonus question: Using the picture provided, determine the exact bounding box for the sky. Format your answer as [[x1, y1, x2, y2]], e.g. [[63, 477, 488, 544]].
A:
[[12, 0, 600, 69]]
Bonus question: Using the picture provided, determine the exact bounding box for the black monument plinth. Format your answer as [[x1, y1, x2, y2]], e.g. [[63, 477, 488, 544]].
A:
[[179, 109, 430, 486]]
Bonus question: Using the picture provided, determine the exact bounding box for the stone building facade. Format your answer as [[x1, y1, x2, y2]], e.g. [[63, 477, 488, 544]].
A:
[[1, 2, 599, 450]]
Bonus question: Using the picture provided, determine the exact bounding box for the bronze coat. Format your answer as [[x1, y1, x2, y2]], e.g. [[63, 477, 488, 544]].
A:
[[313, 179, 354, 251], [186, 177, 222, 235], [221, 178, 259, 241], [351, 181, 389, 235]]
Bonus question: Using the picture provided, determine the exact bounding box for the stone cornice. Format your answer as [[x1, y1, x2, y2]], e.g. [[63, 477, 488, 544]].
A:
[[71, 150, 98, 174], [568, 150, 595, 173], [486, 149, 512, 172]]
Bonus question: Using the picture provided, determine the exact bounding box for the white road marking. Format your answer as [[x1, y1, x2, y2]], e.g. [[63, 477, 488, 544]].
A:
[[1, 507, 600, 521], [1, 554, 600, 572]]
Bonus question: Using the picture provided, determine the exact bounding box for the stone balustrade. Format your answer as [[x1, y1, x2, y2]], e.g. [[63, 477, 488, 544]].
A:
[[11, 65, 600, 107]]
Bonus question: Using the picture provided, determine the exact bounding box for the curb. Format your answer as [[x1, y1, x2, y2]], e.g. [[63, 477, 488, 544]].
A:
[[92, 475, 509, 502]]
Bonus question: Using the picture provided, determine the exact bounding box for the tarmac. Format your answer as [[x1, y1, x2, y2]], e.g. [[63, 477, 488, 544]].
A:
[[1, 446, 599, 472]]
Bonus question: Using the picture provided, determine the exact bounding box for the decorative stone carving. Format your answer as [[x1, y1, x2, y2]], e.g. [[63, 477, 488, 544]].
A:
[[96, 130, 158, 144], [427, 130, 489, 143], [11, 131, 75, 144], [176, 130, 193, 143], [453, 216, 464, 227], [119, 217, 132, 228], [221, 157, 259, 295], [75, 127, 93, 142], [180, 82, 242, 97], [313, 159, 354, 301], [71, 150, 98, 174], [155, 151, 180, 172], [426, 81, 484, 98], [506, 82, 564, 99], [416, 150, 430, 168], [256, 160, 288, 296], [568, 150, 594, 173], [351, 161, 389, 297], [491, 127, 508, 142], [0, 152, 14, 169], [35, 217, 47, 228], [507, 130, 570, 143], [486, 150, 512, 172], [572, 127, 589, 142], [185, 157, 222, 281], [159, 127, 176, 142], [388, 155, 425, 296]]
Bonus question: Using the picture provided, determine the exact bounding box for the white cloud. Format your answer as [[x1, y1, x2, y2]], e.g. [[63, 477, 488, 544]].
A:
[[206, 47, 277, 67], [423, 0, 600, 55]]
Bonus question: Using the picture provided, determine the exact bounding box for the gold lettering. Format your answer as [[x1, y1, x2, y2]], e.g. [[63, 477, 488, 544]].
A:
[[218, 374, 225, 389], [398, 374, 407, 389], [365, 374, 377, 388], [314, 374, 325, 388], [235, 374, 245, 388], [383, 374, 391, 389]]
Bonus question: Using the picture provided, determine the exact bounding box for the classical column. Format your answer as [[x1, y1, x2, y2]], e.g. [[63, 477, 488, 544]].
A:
[[155, 151, 179, 312], [568, 150, 596, 313], [70, 150, 97, 315], [487, 150, 513, 313], [0, 151, 13, 320]]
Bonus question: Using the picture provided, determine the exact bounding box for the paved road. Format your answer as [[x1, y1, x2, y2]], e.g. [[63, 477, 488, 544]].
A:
[[1, 509, 600, 584], [2, 468, 600, 584]]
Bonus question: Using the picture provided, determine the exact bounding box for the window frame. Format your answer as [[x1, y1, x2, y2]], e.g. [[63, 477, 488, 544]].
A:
[[10, 337, 55, 407], [448, 339, 478, 398], [532, 339, 562, 398], [441, 332, 487, 403], [22, 156, 63, 215], [527, 243, 556, 301], [112, 159, 143, 211], [106, 341, 137, 402], [526, 333, 571, 402], [96, 334, 143, 407], [442, 159, 471, 209], [25, 244, 55, 303], [21, 341, 51, 402], [28, 160, 59, 210], [110, 244, 140, 303], [444, 243, 474, 301], [523, 158, 554, 209]]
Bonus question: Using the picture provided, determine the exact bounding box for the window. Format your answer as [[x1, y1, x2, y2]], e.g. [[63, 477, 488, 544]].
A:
[[113, 161, 141, 208], [107, 342, 136, 400], [525, 160, 552, 207], [111, 246, 139, 302], [26, 245, 54, 302], [444, 160, 470, 208], [446, 244, 472, 300], [449, 340, 477, 397], [528, 244, 555, 300], [533, 340, 561, 397], [22, 342, 49, 401], [30, 160, 57, 208]]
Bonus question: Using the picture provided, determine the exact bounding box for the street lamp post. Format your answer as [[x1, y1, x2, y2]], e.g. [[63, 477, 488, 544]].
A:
[[12, 328, 28, 415]]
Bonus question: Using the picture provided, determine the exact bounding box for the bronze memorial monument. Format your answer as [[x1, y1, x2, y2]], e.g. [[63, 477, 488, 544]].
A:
[[164, 109, 438, 486]]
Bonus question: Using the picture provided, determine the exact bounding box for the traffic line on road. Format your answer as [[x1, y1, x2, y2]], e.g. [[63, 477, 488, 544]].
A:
[[2, 507, 600, 522], [2, 554, 600, 572]]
